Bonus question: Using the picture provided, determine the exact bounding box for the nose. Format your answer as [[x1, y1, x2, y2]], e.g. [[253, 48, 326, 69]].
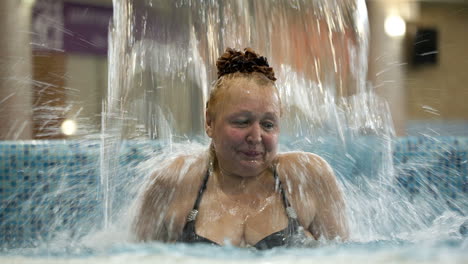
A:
[[246, 123, 262, 144]]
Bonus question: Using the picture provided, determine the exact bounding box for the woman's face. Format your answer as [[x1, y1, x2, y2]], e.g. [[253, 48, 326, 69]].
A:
[[206, 77, 281, 178]]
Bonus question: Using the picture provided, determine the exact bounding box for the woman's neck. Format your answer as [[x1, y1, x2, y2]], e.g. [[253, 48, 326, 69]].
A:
[[213, 165, 275, 197]]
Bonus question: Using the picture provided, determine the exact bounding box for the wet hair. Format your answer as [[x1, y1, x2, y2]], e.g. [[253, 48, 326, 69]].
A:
[[206, 48, 280, 168], [216, 48, 276, 81], [206, 48, 279, 120]]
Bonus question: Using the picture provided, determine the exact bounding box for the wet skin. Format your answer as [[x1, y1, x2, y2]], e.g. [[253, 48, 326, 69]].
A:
[[206, 77, 281, 179], [135, 76, 349, 246]]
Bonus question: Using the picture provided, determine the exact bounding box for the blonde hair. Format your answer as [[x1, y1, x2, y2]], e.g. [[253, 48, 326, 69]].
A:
[[205, 48, 281, 167], [206, 72, 280, 120], [206, 48, 280, 120]]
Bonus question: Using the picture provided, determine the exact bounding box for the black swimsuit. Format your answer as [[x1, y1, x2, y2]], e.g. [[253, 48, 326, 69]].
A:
[[177, 168, 305, 250]]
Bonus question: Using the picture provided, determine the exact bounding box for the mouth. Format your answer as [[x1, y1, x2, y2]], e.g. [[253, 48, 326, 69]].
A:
[[240, 150, 263, 159]]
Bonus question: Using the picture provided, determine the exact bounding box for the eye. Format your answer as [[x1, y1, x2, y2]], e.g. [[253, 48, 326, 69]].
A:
[[232, 119, 250, 127], [262, 121, 275, 130]]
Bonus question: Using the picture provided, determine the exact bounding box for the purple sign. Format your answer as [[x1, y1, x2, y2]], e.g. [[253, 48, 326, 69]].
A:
[[32, 0, 64, 51], [32, 0, 112, 56], [63, 2, 112, 56]]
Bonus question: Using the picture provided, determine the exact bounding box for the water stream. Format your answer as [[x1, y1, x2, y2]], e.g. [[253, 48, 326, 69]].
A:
[[0, 0, 467, 263]]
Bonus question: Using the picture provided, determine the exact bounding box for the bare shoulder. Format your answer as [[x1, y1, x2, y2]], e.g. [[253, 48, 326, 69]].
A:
[[147, 151, 209, 187], [276, 151, 348, 240], [134, 150, 209, 241], [276, 151, 335, 183]]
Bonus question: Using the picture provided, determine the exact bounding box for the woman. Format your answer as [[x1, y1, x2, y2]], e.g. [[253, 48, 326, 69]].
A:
[[134, 48, 348, 249]]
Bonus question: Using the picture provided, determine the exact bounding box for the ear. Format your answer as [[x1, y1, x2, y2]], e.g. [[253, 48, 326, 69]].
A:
[[205, 111, 213, 138]]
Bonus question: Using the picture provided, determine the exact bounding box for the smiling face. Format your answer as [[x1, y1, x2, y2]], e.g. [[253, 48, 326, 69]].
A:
[[206, 75, 281, 178]]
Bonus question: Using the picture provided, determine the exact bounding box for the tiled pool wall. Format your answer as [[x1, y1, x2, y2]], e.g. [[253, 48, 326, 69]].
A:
[[0, 137, 467, 246]]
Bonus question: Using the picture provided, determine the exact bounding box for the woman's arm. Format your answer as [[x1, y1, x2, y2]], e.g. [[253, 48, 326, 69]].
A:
[[133, 153, 208, 242], [305, 153, 348, 240], [133, 157, 183, 241], [278, 152, 349, 241]]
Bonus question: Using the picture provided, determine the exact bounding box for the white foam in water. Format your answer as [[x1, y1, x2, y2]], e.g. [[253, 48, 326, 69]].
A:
[[1, 241, 467, 264], [1, 0, 467, 263]]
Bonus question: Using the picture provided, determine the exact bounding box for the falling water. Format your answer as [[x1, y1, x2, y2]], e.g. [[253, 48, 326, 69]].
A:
[[103, 0, 389, 236], [0, 0, 467, 263], [100, 0, 467, 245]]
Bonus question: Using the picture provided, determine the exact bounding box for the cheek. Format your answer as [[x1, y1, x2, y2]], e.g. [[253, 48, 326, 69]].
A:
[[215, 126, 245, 145], [264, 133, 279, 152], [225, 128, 245, 143]]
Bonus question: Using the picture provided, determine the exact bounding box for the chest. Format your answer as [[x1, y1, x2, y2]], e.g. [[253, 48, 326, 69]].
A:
[[193, 190, 290, 246]]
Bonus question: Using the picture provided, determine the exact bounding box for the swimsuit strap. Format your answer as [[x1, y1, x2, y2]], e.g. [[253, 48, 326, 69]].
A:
[[273, 167, 301, 236], [273, 166, 298, 219], [187, 165, 298, 222], [193, 168, 210, 210], [186, 167, 211, 222]]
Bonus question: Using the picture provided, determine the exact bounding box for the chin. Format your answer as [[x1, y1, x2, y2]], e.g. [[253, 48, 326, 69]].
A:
[[237, 160, 268, 176]]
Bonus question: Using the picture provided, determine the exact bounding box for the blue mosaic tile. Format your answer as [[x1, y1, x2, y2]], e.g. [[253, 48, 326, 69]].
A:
[[0, 138, 467, 246], [0, 140, 164, 246]]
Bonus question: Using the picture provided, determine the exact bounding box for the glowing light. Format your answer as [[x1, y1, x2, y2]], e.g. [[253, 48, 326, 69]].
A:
[[22, 0, 36, 6], [385, 15, 406, 37], [61, 120, 77, 136]]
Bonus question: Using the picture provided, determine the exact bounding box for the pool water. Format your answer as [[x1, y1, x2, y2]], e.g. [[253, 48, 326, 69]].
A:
[[0, 138, 467, 263], [2, 1, 468, 263], [1, 239, 467, 264]]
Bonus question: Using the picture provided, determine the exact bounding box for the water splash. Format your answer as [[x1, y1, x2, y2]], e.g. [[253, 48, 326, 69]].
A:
[[0, 0, 467, 262], [101, 0, 467, 245]]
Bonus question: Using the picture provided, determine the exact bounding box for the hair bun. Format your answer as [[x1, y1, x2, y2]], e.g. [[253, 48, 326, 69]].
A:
[[216, 48, 276, 81]]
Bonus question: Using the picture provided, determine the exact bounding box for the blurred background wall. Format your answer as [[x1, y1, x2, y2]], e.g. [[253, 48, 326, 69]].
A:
[[0, 0, 110, 140], [405, 1, 468, 135], [0, 0, 467, 139], [368, 0, 468, 135], [0, 0, 34, 139]]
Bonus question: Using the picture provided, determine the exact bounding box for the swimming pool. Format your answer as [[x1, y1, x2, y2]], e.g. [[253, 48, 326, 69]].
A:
[[0, 137, 467, 263], [1, 239, 466, 264], [2, 0, 467, 262]]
